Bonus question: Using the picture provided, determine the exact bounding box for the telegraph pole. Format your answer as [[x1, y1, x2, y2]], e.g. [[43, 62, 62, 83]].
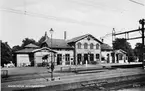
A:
[[139, 19, 145, 68]]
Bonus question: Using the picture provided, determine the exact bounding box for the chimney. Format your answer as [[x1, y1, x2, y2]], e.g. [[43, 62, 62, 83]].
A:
[[101, 38, 104, 43], [44, 31, 49, 42], [64, 31, 67, 40], [45, 31, 47, 38]]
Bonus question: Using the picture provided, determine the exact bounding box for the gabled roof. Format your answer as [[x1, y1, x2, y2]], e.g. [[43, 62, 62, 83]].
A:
[[32, 47, 57, 53], [25, 43, 39, 48], [114, 49, 127, 54], [41, 33, 103, 49], [15, 47, 57, 54], [67, 34, 102, 44], [41, 32, 73, 49], [101, 43, 113, 51], [44, 38, 73, 49], [15, 48, 35, 54]]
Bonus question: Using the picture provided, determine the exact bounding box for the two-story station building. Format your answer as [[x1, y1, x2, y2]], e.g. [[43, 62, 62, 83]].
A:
[[14, 31, 126, 67]]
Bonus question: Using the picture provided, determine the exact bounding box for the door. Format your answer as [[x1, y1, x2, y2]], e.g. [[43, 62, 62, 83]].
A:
[[65, 54, 70, 65], [111, 53, 115, 63], [84, 54, 88, 64], [77, 54, 82, 64], [90, 54, 94, 62], [116, 54, 119, 63], [57, 54, 62, 65], [107, 54, 110, 63]]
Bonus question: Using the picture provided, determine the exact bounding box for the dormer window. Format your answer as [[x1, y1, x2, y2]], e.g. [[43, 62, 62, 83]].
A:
[[84, 43, 88, 49]]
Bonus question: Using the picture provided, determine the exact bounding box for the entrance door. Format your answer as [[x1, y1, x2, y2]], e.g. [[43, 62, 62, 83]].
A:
[[84, 54, 88, 64], [77, 54, 82, 64], [111, 53, 115, 63], [107, 54, 110, 63], [57, 54, 62, 65], [116, 54, 119, 63]]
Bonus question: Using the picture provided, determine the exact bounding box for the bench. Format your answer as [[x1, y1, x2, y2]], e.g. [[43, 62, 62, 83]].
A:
[[60, 66, 72, 71]]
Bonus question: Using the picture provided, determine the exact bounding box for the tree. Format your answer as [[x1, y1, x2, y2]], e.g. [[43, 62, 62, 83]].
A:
[[1, 41, 13, 67], [38, 32, 50, 46], [134, 43, 145, 62], [12, 45, 22, 52], [38, 36, 45, 46], [12, 38, 38, 53], [113, 38, 135, 62], [21, 38, 38, 48]]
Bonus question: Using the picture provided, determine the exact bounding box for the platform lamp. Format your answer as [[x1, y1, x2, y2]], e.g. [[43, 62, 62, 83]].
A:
[[49, 28, 54, 80]]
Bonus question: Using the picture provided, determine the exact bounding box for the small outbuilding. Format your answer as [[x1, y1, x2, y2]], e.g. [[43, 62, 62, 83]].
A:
[[14, 43, 57, 67], [101, 43, 128, 63]]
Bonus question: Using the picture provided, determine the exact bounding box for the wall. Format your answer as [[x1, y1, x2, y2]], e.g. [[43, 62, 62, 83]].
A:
[[54, 49, 74, 65], [101, 51, 113, 63], [75, 37, 101, 64], [34, 50, 54, 66], [17, 54, 30, 67]]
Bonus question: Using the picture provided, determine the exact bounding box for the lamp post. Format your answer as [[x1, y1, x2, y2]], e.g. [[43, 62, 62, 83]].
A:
[[49, 28, 54, 80]]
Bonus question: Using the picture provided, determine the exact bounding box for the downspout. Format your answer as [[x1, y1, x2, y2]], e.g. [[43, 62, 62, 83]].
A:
[[74, 43, 76, 65], [100, 44, 102, 63]]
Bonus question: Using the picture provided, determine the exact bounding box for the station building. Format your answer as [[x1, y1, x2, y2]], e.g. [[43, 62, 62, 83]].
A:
[[14, 32, 127, 67]]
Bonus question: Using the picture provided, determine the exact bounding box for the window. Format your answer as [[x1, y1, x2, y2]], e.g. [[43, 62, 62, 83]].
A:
[[96, 54, 100, 59], [90, 54, 94, 61], [77, 42, 82, 49], [65, 54, 70, 61], [90, 43, 94, 49], [96, 44, 99, 49], [84, 43, 88, 49], [65, 54, 70, 65], [118, 54, 123, 60]]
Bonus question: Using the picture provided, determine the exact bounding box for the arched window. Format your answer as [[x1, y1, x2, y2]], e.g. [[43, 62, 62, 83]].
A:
[[84, 43, 88, 49], [90, 43, 94, 49], [96, 44, 99, 49], [77, 42, 82, 49]]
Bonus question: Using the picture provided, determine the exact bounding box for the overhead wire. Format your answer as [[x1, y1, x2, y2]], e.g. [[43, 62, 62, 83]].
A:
[[0, 6, 114, 28], [129, 0, 145, 6], [70, 0, 126, 13], [0, 0, 127, 28], [2, 0, 141, 38]]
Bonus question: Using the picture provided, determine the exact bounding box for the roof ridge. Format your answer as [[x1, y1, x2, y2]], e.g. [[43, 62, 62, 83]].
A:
[[67, 34, 89, 42], [25, 43, 39, 48], [67, 33, 102, 44]]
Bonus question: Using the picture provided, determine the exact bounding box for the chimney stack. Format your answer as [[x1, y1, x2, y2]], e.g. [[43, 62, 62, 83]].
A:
[[64, 31, 67, 40], [101, 38, 104, 43]]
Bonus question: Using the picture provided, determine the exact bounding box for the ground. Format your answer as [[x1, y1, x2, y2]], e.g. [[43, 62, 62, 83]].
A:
[[1, 63, 145, 91]]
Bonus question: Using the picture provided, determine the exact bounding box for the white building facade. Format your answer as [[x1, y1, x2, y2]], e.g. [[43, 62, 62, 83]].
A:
[[74, 36, 102, 65], [14, 33, 114, 67]]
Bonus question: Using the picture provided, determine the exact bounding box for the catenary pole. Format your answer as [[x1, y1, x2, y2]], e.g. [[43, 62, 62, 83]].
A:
[[139, 19, 145, 68]]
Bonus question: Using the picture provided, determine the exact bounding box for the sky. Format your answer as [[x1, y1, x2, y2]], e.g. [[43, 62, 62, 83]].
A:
[[0, 0, 145, 48]]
